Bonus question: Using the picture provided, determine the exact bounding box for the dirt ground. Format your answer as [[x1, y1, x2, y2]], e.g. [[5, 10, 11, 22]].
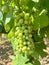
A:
[[41, 38, 49, 65], [0, 41, 14, 65]]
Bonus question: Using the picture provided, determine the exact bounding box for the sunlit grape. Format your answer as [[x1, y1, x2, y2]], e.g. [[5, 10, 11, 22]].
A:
[[22, 46, 27, 51], [27, 47, 30, 50], [23, 35, 25, 39], [29, 34, 32, 38], [27, 41, 30, 45], [25, 13, 29, 20], [18, 33, 22, 37], [19, 44, 23, 47], [23, 42, 26, 45], [18, 49, 21, 52], [15, 12, 34, 56]]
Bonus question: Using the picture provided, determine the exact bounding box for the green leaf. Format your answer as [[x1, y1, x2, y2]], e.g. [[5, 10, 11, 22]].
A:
[[34, 42, 47, 58], [4, 23, 10, 32], [40, 25, 49, 38], [39, 0, 49, 9], [25, 63, 33, 65], [33, 50, 39, 59], [33, 41, 47, 59], [0, 23, 3, 33], [33, 60, 41, 65], [0, 0, 2, 4], [46, 26, 49, 38], [39, 50, 47, 58], [4, 13, 13, 25], [12, 54, 32, 65], [33, 14, 49, 30], [0, 11, 3, 21], [8, 28, 14, 38], [3, 13, 14, 32], [34, 35, 46, 49], [9, 37, 16, 51], [34, 34, 42, 42]]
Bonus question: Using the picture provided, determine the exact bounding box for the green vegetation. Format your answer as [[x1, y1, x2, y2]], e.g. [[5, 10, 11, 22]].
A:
[[0, 0, 49, 65]]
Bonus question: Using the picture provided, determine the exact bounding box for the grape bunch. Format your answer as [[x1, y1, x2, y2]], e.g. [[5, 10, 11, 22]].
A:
[[15, 12, 34, 55]]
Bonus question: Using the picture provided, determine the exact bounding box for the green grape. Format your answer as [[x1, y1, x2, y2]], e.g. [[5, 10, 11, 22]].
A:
[[16, 42, 19, 45], [18, 49, 21, 52], [19, 19, 24, 24], [23, 35, 25, 39], [15, 32, 18, 36], [16, 27, 20, 30], [22, 26, 25, 30], [24, 50, 28, 54], [27, 41, 30, 45], [25, 20, 28, 24], [19, 40, 22, 44], [27, 47, 30, 50], [29, 34, 32, 38], [24, 29, 28, 34], [18, 48, 22, 53], [22, 46, 27, 52], [16, 47, 19, 51], [15, 12, 34, 56], [26, 36, 28, 40], [24, 13, 29, 20], [23, 42, 26, 45], [19, 11, 25, 18], [18, 33, 22, 37], [15, 30, 20, 36], [29, 51, 33, 55], [19, 44, 23, 48]]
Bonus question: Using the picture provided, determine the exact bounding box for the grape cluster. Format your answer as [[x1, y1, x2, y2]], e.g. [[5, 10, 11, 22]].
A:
[[15, 12, 34, 55]]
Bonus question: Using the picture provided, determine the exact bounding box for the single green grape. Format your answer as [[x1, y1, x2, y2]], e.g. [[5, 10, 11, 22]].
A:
[[27, 41, 30, 45], [19, 44, 23, 48], [24, 13, 29, 20], [27, 47, 30, 50], [18, 33, 22, 37], [23, 42, 26, 45], [22, 46, 27, 52], [18, 49, 22, 53]]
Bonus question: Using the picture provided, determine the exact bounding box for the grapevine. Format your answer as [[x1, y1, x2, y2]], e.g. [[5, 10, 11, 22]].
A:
[[0, 0, 49, 65]]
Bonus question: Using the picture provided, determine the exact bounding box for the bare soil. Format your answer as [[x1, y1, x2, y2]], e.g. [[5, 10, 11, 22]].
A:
[[0, 41, 14, 65]]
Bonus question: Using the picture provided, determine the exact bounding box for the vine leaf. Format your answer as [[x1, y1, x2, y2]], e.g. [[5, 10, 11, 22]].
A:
[[33, 59, 41, 65], [8, 28, 14, 38], [34, 42, 47, 58], [40, 26, 49, 38], [9, 37, 16, 51], [33, 14, 49, 30], [0, 11, 3, 21], [12, 54, 32, 65], [4, 13, 13, 25], [3, 13, 14, 32]]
